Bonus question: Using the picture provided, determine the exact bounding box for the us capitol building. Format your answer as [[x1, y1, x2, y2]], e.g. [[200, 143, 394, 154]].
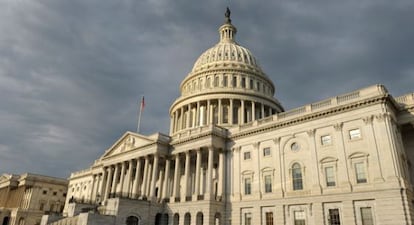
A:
[[43, 8, 414, 225]]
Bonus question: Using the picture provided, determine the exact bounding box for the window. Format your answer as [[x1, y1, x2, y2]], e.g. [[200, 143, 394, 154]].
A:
[[264, 175, 272, 193], [294, 211, 306, 225], [325, 166, 336, 187], [241, 77, 246, 88], [244, 178, 252, 195], [63, 193, 67, 197], [292, 163, 303, 190], [223, 106, 229, 123], [214, 76, 219, 87], [263, 147, 271, 156], [250, 79, 254, 89], [257, 81, 260, 91], [349, 128, 361, 140], [328, 208, 341, 225], [245, 213, 252, 225], [53, 191, 57, 196], [232, 76, 237, 87], [223, 75, 228, 87], [321, 135, 332, 145], [244, 152, 251, 160], [355, 162, 367, 183], [39, 202, 45, 211], [360, 207, 374, 225], [43, 190, 47, 195], [265, 212, 274, 225]]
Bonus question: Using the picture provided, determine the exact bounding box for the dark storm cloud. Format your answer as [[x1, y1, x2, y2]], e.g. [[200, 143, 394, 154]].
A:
[[0, 0, 413, 178]]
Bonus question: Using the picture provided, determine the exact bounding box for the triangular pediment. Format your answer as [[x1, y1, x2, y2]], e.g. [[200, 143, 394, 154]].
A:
[[100, 132, 155, 159]]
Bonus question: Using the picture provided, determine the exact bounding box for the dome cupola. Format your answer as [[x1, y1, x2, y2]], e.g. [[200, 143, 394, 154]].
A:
[[169, 8, 284, 135]]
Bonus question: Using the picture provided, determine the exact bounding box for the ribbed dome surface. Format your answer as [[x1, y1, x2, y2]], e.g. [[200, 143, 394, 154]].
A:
[[191, 42, 261, 73]]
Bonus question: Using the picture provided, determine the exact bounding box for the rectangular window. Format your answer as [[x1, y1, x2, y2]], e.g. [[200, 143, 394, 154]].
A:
[[39, 203, 44, 211], [223, 75, 228, 87], [244, 152, 251, 160], [53, 191, 57, 196], [328, 208, 341, 225], [355, 162, 367, 183], [349, 128, 361, 139], [245, 213, 252, 225], [250, 79, 254, 89], [294, 211, 306, 225], [241, 77, 246, 88], [264, 175, 272, 193], [257, 81, 260, 91], [265, 212, 274, 225], [263, 147, 271, 156], [325, 166, 336, 187], [321, 135, 332, 145], [232, 76, 237, 87], [360, 207, 374, 225], [244, 178, 252, 195], [43, 190, 47, 195]]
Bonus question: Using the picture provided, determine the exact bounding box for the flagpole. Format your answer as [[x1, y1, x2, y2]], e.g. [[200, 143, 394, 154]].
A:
[[137, 96, 144, 133]]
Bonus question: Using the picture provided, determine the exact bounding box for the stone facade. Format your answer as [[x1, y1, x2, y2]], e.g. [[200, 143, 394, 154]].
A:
[[49, 9, 414, 225], [0, 173, 68, 225]]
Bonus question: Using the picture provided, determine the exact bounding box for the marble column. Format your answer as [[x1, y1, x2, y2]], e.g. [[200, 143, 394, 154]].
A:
[[182, 151, 191, 202], [252, 101, 256, 121], [218, 150, 225, 200], [89, 174, 96, 203], [241, 100, 245, 124], [111, 164, 120, 197], [141, 157, 149, 198], [186, 104, 191, 128], [172, 154, 181, 202], [229, 99, 234, 124], [132, 158, 142, 198], [150, 154, 159, 200], [117, 161, 126, 196], [104, 166, 113, 201], [124, 159, 133, 197], [218, 99, 222, 124], [162, 158, 171, 200], [206, 147, 214, 199], [193, 149, 202, 200]]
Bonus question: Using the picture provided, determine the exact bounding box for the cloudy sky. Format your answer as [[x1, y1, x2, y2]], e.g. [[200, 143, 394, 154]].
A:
[[1, 0, 413, 178]]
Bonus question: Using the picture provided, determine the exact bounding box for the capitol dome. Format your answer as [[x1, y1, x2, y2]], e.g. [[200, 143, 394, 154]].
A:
[[169, 8, 284, 135]]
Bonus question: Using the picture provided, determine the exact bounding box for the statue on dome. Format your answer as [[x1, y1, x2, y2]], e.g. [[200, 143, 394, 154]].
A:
[[225, 7, 231, 23]]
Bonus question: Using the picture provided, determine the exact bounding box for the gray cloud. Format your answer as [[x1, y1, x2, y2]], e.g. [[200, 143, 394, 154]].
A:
[[0, 0, 413, 178]]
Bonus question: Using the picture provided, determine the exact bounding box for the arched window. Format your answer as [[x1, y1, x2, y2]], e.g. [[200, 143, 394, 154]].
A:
[[184, 213, 191, 225], [196, 212, 203, 225], [126, 216, 139, 225], [292, 163, 303, 190], [173, 214, 179, 225]]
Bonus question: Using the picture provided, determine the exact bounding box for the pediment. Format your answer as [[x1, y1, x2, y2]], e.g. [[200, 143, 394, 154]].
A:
[[100, 132, 155, 159]]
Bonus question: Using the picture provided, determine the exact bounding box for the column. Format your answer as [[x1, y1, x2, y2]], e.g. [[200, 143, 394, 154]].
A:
[[196, 101, 200, 127], [186, 105, 191, 128], [261, 103, 265, 119], [172, 154, 181, 202], [207, 99, 212, 125], [141, 157, 149, 198], [229, 99, 234, 124], [173, 111, 178, 133], [117, 162, 126, 196], [89, 174, 96, 203], [217, 150, 225, 200], [104, 166, 113, 201], [241, 100, 245, 124], [124, 159, 133, 197], [132, 158, 142, 198], [150, 154, 159, 200], [180, 107, 184, 130], [206, 147, 214, 199], [170, 115, 174, 135], [111, 164, 120, 197], [193, 149, 202, 200], [252, 101, 256, 121], [182, 151, 191, 202], [162, 158, 171, 200], [307, 129, 322, 194], [218, 99, 222, 124]]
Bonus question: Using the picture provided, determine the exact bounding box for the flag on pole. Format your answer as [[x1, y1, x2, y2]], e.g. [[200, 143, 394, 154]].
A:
[[137, 96, 145, 133], [140, 96, 145, 110]]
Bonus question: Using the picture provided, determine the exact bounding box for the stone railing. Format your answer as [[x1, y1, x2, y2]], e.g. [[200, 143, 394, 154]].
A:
[[172, 124, 227, 140], [48, 216, 78, 225], [70, 168, 92, 178], [395, 93, 414, 107], [235, 84, 387, 132]]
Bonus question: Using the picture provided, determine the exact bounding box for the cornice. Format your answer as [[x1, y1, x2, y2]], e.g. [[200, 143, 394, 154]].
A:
[[231, 95, 387, 139]]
